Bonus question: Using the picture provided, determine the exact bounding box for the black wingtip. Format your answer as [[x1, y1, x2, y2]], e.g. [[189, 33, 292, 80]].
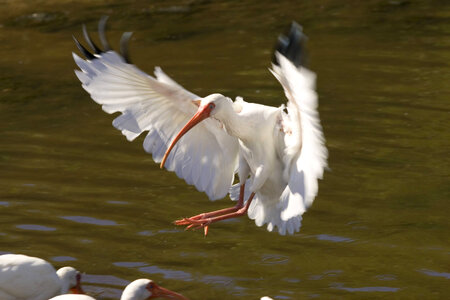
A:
[[82, 24, 102, 54], [73, 35, 95, 60], [98, 16, 112, 51], [120, 32, 133, 64], [273, 21, 307, 67], [74, 17, 134, 64]]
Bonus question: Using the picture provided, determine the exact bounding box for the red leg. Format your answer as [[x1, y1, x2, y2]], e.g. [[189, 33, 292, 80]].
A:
[[174, 185, 246, 226], [174, 190, 256, 236]]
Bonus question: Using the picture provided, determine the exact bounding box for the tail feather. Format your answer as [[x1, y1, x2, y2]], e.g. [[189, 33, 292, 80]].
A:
[[229, 180, 303, 235]]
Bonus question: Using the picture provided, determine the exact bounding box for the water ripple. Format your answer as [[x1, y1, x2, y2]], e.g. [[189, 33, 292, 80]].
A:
[[51, 256, 77, 262], [316, 234, 354, 243], [16, 224, 56, 231], [107, 200, 129, 205], [199, 275, 248, 296], [261, 254, 290, 265], [200, 275, 233, 286], [139, 265, 193, 281], [419, 269, 450, 279], [331, 283, 400, 292], [82, 274, 129, 286], [113, 261, 148, 268], [138, 228, 180, 236], [60, 216, 118, 226], [375, 274, 397, 281]]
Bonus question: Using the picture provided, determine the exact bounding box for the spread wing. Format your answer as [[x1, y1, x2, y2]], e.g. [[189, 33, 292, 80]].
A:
[[72, 18, 239, 200], [271, 23, 328, 233]]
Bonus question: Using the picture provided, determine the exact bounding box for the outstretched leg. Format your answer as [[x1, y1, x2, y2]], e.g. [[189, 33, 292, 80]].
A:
[[174, 186, 255, 236], [175, 184, 246, 224]]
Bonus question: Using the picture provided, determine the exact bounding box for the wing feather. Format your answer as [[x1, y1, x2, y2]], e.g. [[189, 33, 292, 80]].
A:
[[271, 53, 328, 224], [72, 24, 239, 200]]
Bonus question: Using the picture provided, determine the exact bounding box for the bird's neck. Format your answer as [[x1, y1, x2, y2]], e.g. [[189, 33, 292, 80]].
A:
[[58, 278, 70, 294], [219, 108, 249, 140], [120, 289, 142, 300]]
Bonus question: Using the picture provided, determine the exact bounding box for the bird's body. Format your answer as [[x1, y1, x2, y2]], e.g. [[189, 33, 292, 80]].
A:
[[50, 295, 95, 300], [72, 18, 327, 235], [50, 278, 188, 300], [0, 254, 83, 300], [213, 97, 302, 233]]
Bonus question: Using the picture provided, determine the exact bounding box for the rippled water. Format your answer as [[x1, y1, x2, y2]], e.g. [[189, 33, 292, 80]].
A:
[[1, 0, 449, 299]]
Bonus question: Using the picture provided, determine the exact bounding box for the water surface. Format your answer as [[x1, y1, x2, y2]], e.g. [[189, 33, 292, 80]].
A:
[[0, 0, 449, 299]]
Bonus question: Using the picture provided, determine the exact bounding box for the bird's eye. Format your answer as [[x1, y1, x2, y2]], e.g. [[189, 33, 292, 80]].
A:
[[209, 103, 215, 109], [148, 283, 154, 289]]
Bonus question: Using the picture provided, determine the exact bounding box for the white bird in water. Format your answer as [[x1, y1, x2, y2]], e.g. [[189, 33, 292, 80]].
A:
[[49, 278, 188, 300], [72, 17, 327, 236], [0, 254, 84, 300]]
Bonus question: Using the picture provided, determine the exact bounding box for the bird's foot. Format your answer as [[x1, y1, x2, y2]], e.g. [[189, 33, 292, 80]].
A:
[[174, 192, 256, 236], [174, 206, 248, 236], [174, 217, 212, 236]]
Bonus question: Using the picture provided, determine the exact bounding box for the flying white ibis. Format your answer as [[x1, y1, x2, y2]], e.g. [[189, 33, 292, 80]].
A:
[[72, 17, 327, 236], [49, 278, 188, 300], [0, 254, 84, 300]]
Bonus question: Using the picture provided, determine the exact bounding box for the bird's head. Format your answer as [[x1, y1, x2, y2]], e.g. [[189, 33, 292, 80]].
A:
[[197, 93, 233, 117], [56, 266, 85, 294], [121, 279, 188, 300], [160, 93, 232, 169]]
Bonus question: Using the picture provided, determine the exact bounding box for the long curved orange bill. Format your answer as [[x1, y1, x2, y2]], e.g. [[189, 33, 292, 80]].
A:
[[153, 285, 190, 300], [160, 104, 214, 169]]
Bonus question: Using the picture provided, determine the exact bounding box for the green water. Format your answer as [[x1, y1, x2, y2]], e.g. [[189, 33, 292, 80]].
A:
[[0, 0, 449, 299]]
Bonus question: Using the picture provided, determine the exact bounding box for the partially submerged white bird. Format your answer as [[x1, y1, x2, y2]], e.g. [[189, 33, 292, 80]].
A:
[[72, 18, 327, 235], [49, 278, 188, 300], [0, 254, 84, 300]]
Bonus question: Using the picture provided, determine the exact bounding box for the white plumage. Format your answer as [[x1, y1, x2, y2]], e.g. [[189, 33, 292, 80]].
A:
[[72, 19, 327, 235], [49, 278, 188, 300], [72, 51, 238, 201], [50, 295, 95, 300], [0, 254, 83, 300]]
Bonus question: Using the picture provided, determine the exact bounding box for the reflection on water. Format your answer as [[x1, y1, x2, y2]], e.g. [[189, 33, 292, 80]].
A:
[[83, 274, 130, 286], [113, 261, 147, 268], [331, 283, 400, 293], [60, 216, 119, 226], [260, 254, 289, 265], [315, 234, 354, 243], [139, 266, 193, 282], [419, 269, 450, 280], [374, 274, 397, 281], [0, 0, 449, 299], [51, 255, 77, 262], [15, 224, 57, 231], [138, 228, 180, 236], [82, 274, 130, 299]]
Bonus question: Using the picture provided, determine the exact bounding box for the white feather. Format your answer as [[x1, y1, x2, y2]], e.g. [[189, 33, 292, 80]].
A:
[[50, 295, 95, 300], [0, 254, 79, 300], [73, 51, 239, 200], [270, 53, 327, 230]]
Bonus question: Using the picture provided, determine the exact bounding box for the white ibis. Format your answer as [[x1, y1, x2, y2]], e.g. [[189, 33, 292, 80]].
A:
[[72, 18, 327, 235], [0, 254, 84, 300], [49, 278, 188, 300]]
